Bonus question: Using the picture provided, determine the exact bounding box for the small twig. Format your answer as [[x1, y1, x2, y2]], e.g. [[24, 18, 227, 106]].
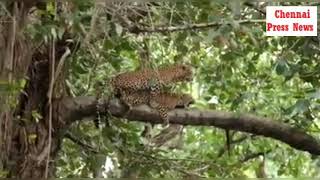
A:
[[172, 165, 206, 178], [53, 48, 70, 81], [45, 1, 58, 177], [309, 2, 320, 6], [243, 2, 266, 15], [84, 1, 100, 44], [7, 2, 17, 83], [240, 149, 272, 163], [64, 131, 99, 153], [217, 134, 248, 157], [129, 150, 212, 178], [45, 35, 54, 178], [133, 19, 265, 34], [130, 150, 221, 169], [78, 24, 104, 94], [0, 2, 13, 17]]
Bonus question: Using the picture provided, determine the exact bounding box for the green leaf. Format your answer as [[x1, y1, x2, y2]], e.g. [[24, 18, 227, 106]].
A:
[[32, 110, 43, 123], [177, 44, 188, 53], [290, 99, 310, 116], [176, 32, 188, 42], [103, 39, 115, 50], [275, 59, 289, 76], [308, 89, 320, 99]]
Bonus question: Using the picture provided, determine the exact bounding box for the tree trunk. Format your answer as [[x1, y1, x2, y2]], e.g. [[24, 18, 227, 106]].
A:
[[0, 1, 74, 178]]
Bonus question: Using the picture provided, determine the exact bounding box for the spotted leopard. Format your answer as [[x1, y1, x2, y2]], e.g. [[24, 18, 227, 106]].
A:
[[121, 90, 194, 124], [150, 93, 194, 125], [111, 64, 193, 125], [111, 64, 193, 97]]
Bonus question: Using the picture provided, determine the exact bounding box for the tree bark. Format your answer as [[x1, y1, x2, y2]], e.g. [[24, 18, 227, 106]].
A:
[[58, 96, 320, 155], [0, 1, 77, 177]]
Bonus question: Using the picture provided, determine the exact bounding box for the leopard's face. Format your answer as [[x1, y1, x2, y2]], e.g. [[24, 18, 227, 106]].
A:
[[183, 94, 195, 103], [176, 94, 195, 108], [172, 64, 193, 82]]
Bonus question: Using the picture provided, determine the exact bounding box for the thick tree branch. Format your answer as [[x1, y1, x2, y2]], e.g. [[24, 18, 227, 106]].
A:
[[56, 96, 320, 155]]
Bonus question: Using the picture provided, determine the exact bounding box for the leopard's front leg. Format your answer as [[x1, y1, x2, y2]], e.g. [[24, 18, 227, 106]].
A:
[[149, 99, 170, 127], [119, 90, 138, 117]]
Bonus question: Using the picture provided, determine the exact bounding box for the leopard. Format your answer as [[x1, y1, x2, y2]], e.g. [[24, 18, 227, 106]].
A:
[[121, 90, 194, 125], [110, 64, 193, 125], [111, 64, 193, 98], [150, 93, 194, 125]]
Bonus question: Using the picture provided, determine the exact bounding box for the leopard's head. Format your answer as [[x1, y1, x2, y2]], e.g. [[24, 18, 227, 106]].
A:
[[171, 64, 193, 82], [175, 94, 195, 108]]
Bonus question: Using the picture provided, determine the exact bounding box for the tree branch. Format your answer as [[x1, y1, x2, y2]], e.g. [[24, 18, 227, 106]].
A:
[[243, 2, 266, 15], [133, 19, 265, 34], [217, 134, 249, 157], [55, 96, 320, 155], [64, 131, 98, 154], [240, 149, 271, 163]]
